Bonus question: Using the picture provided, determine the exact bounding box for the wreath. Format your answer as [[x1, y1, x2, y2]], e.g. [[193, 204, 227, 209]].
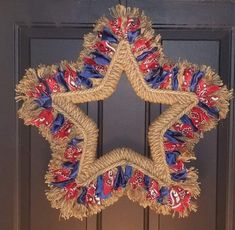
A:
[[16, 5, 232, 219]]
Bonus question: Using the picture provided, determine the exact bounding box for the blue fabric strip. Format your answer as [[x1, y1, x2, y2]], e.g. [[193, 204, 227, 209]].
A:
[[127, 29, 141, 43], [113, 166, 126, 190], [171, 67, 179, 90], [171, 168, 187, 181], [77, 75, 93, 88], [190, 71, 204, 92], [198, 101, 219, 119], [165, 151, 180, 165], [164, 130, 184, 144], [145, 67, 170, 89], [69, 162, 79, 179], [101, 27, 118, 44], [95, 175, 111, 199], [124, 165, 132, 181], [180, 114, 198, 132], [62, 161, 79, 179], [62, 161, 75, 168], [90, 52, 111, 66], [95, 175, 103, 197], [79, 65, 104, 78], [144, 175, 151, 190], [68, 138, 83, 146], [77, 187, 87, 204], [35, 93, 52, 108], [157, 187, 169, 204], [136, 47, 157, 62], [55, 71, 70, 92], [51, 113, 65, 134], [145, 67, 162, 83]]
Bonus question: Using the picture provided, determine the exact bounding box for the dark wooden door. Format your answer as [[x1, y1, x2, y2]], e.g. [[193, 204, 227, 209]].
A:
[[0, 1, 234, 230]]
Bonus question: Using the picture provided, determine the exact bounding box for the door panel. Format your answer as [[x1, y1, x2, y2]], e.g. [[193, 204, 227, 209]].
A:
[[30, 38, 86, 230], [102, 76, 145, 230], [103, 76, 145, 154], [31, 39, 83, 65], [102, 197, 144, 230], [156, 40, 219, 230], [16, 25, 233, 230], [17, 27, 230, 230]]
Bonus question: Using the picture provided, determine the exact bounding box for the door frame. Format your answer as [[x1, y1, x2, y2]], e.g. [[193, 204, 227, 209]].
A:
[[15, 23, 235, 230]]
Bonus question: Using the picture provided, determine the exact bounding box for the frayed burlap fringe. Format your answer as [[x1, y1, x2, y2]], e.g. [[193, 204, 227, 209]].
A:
[[15, 4, 232, 219], [46, 183, 198, 220]]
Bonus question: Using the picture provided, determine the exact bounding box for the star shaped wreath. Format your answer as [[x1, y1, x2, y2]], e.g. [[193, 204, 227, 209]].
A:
[[16, 5, 232, 220]]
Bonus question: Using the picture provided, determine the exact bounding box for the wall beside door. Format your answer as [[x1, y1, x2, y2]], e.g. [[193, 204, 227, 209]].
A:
[[0, 1, 234, 230]]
